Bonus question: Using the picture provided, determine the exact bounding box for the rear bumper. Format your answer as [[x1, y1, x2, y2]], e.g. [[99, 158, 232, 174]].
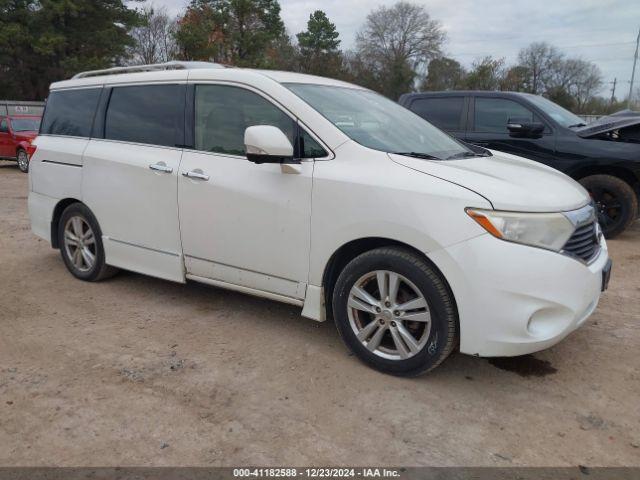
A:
[[28, 191, 57, 245], [428, 233, 609, 357]]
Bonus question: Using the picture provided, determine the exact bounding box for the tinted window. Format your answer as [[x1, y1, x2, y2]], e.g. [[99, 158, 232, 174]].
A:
[[195, 85, 297, 156], [474, 98, 534, 133], [300, 129, 327, 158], [40, 88, 101, 137], [0, 119, 8, 133], [410, 97, 464, 130], [105, 85, 182, 147]]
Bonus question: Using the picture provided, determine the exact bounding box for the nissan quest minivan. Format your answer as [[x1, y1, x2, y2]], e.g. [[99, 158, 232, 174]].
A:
[[28, 62, 612, 376]]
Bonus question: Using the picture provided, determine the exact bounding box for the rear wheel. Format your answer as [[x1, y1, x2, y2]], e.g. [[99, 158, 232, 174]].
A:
[[579, 174, 638, 238], [332, 247, 457, 376], [16, 149, 29, 173], [58, 203, 118, 281]]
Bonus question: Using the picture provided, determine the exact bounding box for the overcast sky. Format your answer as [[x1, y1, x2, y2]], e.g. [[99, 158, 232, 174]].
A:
[[148, 0, 639, 98]]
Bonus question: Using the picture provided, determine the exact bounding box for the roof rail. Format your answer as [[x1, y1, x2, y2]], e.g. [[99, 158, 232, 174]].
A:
[[71, 61, 226, 79]]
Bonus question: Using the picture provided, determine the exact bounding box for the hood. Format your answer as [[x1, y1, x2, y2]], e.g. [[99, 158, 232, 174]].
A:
[[575, 111, 640, 138], [390, 151, 590, 212]]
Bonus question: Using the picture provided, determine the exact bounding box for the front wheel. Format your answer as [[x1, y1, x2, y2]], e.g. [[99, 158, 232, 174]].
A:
[[332, 247, 458, 376], [16, 149, 29, 173], [579, 174, 638, 239]]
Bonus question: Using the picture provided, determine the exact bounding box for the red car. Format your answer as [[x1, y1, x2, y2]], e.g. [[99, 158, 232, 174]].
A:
[[0, 115, 40, 172]]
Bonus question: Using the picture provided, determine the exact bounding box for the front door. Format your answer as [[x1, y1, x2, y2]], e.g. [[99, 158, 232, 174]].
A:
[[82, 84, 185, 282], [178, 84, 317, 301], [466, 96, 557, 164]]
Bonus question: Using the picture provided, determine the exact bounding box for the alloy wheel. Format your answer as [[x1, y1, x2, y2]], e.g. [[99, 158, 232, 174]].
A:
[[17, 150, 29, 172], [63, 216, 96, 273], [347, 270, 431, 360]]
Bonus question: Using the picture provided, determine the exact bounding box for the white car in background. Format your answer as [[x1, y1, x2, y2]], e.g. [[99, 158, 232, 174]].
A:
[[28, 62, 611, 376]]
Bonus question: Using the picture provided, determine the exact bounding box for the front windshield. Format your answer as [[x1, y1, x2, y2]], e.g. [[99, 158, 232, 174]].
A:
[[285, 83, 472, 160], [10, 117, 41, 132], [523, 94, 585, 128]]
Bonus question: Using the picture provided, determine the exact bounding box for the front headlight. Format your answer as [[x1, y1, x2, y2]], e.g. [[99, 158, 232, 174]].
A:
[[466, 208, 575, 252]]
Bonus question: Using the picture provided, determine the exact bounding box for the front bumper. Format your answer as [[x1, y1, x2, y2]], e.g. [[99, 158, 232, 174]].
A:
[[428, 233, 609, 357]]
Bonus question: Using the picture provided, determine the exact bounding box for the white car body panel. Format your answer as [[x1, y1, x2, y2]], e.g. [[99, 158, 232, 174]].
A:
[[28, 66, 610, 359], [178, 149, 313, 301], [390, 151, 591, 212], [82, 139, 184, 282]]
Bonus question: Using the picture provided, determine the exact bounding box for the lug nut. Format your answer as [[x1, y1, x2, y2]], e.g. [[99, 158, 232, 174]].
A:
[[376, 307, 381, 313], [393, 310, 400, 316], [391, 321, 396, 327], [379, 319, 385, 325], [385, 301, 391, 307]]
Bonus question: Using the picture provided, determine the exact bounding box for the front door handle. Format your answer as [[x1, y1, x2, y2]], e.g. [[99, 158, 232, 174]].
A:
[[149, 162, 173, 173], [182, 170, 210, 181]]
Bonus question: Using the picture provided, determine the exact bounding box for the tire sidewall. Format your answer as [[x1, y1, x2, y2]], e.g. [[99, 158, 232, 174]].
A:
[[332, 249, 455, 376], [58, 204, 107, 281], [580, 174, 638, 238]]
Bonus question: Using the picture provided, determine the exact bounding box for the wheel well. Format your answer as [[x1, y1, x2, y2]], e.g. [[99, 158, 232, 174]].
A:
[[50, 198, 82, 249], [321, 237, 458, 324], [571, 166, 640, 199]]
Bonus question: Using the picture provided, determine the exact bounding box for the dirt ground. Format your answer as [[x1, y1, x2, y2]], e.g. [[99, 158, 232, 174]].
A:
[[0, 160, 639, 467]]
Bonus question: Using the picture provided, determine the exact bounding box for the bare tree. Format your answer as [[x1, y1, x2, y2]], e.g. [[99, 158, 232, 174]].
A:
[[517, 42, 561, 94], [354, 1, 445, 98], [567, 60, 603, 111], [128, 4, 177, 65]]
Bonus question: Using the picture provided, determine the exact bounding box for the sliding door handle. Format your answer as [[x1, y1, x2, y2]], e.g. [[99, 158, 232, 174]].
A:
[[149, 162, 173, 173], [182, 170, 210, 181]]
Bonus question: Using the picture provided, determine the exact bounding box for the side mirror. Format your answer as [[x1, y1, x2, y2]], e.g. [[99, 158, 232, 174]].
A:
[[244, 125, 297, 164], [507, 118, 545, 137]]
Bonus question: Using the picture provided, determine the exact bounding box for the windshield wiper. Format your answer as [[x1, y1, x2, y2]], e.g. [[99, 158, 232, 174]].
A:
[[568, 122, 587, 128], [393, 151, 441, 160], [445, 151, 489, 160]]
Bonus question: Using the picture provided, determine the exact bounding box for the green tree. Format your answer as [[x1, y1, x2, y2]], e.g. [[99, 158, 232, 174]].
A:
[[175, 0, 285, 66], [0, 0, 141, 100], [296, 10, 342, 76], [421, 57, 466, 91], [463, 56, 505, 90]]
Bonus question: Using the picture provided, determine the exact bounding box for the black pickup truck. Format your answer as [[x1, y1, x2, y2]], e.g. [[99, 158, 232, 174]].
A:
[[399, 91, 640, 238]]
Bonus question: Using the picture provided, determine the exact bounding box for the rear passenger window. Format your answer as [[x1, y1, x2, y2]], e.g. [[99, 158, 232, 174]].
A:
[[410, 97, 464, 130], [40, 88, 101, 137], [105, 85, 182, 147]]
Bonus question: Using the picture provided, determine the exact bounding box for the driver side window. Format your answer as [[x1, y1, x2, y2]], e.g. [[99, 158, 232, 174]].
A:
[[474, 98, 539, 133], [0, 118, 8, 133], [194, 85, 327, 158]]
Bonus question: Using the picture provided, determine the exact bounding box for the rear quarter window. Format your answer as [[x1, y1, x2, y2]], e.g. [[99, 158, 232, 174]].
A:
[[40, 88, 102, 137], [409, 97, 464, 131]]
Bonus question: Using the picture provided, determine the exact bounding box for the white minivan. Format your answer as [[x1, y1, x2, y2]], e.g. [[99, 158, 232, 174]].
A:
[[28, 62, 612, 376]]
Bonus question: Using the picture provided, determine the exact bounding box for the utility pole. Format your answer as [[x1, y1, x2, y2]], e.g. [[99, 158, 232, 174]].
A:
[[628, 28, 640, 109], [610, 78, 617, 105]]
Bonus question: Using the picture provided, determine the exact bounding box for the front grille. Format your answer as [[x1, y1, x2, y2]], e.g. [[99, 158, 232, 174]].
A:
[[562, 220, 600, 263]]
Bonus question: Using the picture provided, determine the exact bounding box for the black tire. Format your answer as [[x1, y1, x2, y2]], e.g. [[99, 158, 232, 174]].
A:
[[579, 174, 638, 239], [57, 203, 119, 281], [332, 247, 457, 376], [16, 149, 29, 173]]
